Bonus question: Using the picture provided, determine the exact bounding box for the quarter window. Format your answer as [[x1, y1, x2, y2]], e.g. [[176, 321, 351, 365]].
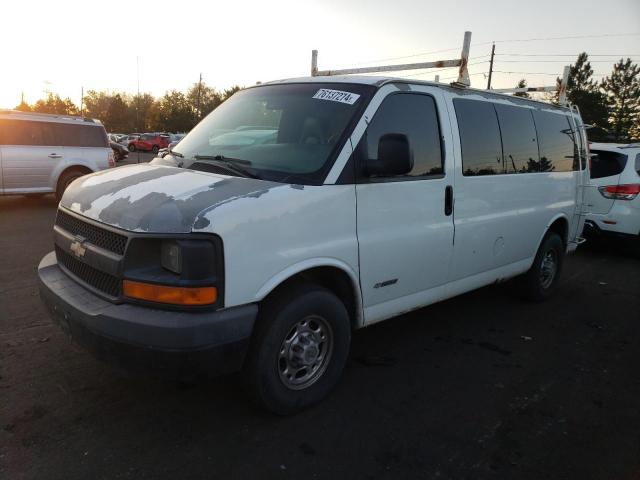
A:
[[357, 93, 443, 179], [453, 99, 503, 176], [494, 104, 540, 174], [532, 111, 576, 173]]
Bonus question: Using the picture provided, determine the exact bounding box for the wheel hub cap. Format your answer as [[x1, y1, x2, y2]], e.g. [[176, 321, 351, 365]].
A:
[[540, 250, 557, 289], [278, 316, 333, 390]]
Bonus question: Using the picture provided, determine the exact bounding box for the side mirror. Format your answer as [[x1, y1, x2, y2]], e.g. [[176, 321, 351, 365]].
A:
[[366, 133, 413, 177]]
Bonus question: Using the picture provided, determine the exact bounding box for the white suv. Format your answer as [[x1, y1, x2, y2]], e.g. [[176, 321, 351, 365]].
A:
[[0, 110, 114, 200], [584, 143, 640, 246]]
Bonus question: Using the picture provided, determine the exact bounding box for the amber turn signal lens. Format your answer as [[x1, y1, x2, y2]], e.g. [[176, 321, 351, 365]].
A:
[[123, 280, 217, 306]]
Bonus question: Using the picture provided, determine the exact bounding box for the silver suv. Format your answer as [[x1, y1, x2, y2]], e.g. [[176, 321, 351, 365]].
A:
[[0, 110, 114, 200]]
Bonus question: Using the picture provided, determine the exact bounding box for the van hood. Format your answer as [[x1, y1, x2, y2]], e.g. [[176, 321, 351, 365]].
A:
[[61, 164, 282, 233]]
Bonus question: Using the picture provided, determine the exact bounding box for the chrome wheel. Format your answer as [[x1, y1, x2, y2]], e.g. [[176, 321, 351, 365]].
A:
[[277, 315, 333, 390], [539, 249, 557, 289]]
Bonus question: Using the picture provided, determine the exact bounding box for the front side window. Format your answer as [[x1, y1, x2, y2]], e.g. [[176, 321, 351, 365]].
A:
[[355, 93, 443, 180], [174, 83, 374, 184], [590, 149, 628, 179], [532, 111, 576, 173], [454, 99, 503, 176]]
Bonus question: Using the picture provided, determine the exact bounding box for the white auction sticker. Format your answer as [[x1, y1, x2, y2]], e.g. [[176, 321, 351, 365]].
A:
[[312, 89, 360, 105]]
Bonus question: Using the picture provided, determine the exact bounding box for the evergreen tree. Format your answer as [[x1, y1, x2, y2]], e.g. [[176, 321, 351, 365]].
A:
[[514, 79, 530, 98], [601, 58, 640, 142]]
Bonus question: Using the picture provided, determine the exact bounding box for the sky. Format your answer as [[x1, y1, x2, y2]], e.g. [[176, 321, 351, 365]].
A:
[[1, 0, 639, 109]]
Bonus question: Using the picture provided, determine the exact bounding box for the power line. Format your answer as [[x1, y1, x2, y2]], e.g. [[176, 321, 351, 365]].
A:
[[395, 60, 490, 78], [496, 53, 640, 57], [496, 59, 637, 63], [484, 32, 640, 45], [493, 70, 607, 76]]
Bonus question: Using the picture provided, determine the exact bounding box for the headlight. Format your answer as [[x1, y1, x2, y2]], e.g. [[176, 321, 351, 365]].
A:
[[161, 240, 182, 274]]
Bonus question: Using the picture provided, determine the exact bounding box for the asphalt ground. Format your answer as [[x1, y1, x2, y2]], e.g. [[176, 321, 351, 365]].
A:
[[1, 171, 639, 479]]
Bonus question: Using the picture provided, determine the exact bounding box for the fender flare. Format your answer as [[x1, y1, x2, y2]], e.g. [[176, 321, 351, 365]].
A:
[[254, 257, 364, 328]]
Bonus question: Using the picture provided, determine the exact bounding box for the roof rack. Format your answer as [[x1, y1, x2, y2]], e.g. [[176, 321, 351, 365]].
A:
[[0, 109, 98, 123], [489, 66, 571, 105], [311, 31, 473, 87]]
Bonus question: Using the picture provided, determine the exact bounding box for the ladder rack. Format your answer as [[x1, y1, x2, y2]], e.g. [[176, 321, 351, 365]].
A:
[[490, 65, 571, 105], [311, 31, 473, 87]]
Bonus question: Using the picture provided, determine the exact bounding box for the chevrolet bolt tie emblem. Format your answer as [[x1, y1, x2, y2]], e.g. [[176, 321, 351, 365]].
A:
[[70, 236, 87, 258]]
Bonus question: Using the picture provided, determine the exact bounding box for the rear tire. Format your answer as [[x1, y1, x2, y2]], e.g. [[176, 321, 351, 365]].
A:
[[152, 145, 159, 154], [520, 232, 565, 302], [55, 170, 85, 202], [244, 283, 351, 415]]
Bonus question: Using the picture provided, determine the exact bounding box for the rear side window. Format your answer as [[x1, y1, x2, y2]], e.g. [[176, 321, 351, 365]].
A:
[[53, 124, 108, 147], [532, 111, 576, 173], [358, 93, 443, 179], [454, 99, 503, 176], [590, 149, 628, 179], [494, 104, 539, 174], [635, 153, 640, 175], [0, 120, 55, 146]]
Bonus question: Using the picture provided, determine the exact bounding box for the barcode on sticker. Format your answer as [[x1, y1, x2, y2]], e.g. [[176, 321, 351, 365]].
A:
[[312, 89, 360, 105]]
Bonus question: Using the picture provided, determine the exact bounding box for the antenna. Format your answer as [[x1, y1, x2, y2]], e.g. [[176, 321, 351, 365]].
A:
[[311, 31, 473, 87]]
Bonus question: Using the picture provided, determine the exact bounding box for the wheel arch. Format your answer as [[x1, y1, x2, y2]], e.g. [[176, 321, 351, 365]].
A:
[[255, 259, 363, 330], [531, 214, 570, 262]]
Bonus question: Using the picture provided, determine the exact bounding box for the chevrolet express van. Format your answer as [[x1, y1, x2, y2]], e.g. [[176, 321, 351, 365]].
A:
[[38, 77, 588, 414], [0, 110, 114, 199]]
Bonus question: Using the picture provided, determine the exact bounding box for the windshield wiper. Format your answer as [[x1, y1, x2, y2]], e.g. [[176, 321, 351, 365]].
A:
[[192, 154, 259, 179]]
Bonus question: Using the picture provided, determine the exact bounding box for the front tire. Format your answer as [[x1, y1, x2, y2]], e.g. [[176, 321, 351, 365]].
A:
[[521, 232, 565, 302], [128, 144, 136, 152], [244, 283, 351, 415], [152, 145, 159, 154]]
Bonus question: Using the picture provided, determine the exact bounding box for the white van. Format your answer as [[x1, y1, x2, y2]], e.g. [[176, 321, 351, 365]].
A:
[[38, 77, 588, 413], [584, 142, 640, 247], [0, 110, 114, 200]]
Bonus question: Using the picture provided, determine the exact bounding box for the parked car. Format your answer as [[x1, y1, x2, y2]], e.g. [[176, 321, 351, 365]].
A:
[[119, 133, 140, 146], [0, 110, 114, 200], [38, 78, 589, 414], [584, 142, 639, 247], [128, 133, 170, 153], [110, 141, 129, 162]]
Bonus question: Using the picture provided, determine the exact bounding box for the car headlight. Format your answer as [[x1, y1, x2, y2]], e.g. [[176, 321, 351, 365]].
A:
[[122, 236, 224, 308], [161, 240, 182, 274]]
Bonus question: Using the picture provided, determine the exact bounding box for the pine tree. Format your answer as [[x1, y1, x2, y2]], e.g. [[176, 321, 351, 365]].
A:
[[514, 79, 530, 98], [553, 53, 609, 141], [601, 58, 640, 142]]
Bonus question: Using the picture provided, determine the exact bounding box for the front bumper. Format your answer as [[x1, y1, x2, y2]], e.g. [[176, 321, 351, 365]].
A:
[[38, 251, 257, 379]]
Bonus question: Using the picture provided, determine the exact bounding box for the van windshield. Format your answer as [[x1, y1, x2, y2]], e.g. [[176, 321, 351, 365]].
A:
[[174, 83, 373, 184]]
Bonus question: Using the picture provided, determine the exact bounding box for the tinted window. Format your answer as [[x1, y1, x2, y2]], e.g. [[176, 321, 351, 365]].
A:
[[357, 93, 443, 179], [635, 153, 640, 175], [532, 111, 576, 172], [494, 104, 539, 174], [0, 120, 56, 146], [454, 99, 503, 176], [590, 149, 628, 179], [53, 124, 108, 147]]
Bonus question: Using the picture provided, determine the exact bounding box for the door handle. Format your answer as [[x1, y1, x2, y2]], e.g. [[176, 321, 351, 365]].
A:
[[48, 153, 62, 159], [444, 185, 453, 216]]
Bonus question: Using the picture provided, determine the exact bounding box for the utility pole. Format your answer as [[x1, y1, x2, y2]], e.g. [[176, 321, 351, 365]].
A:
[[80, 87, 84, 117], [196, 73, 202, 120], [487, 43, 495, 89]]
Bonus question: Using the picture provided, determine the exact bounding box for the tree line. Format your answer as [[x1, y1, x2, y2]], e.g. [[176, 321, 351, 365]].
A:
[[514, 55, 639, 142], [13, 54, 640, 141], [14, 82, 242, 133]]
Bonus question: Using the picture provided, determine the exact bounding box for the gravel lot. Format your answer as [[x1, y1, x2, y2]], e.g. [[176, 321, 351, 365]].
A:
[[1, 168, 639, 479]]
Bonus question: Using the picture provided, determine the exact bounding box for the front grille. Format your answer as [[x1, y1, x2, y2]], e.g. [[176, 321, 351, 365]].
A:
[[55, 210, 127, 255], [55, 246, 121, 297]]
